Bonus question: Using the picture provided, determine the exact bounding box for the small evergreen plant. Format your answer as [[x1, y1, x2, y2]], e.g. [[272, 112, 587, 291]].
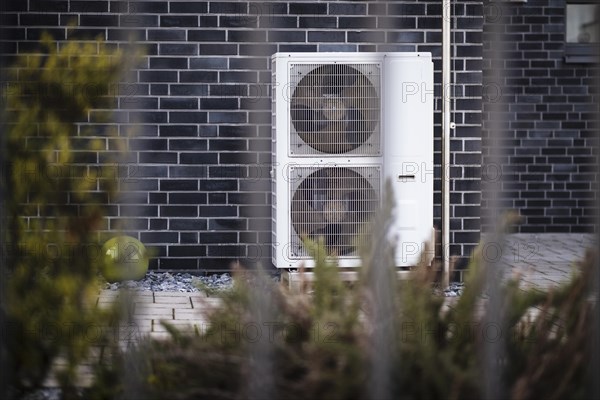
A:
[[1, 35, 132, 399], [88, 188, 596, 400]]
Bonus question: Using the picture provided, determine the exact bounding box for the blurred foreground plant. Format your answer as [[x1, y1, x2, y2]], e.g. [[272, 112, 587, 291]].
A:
[[88, 194, 596, 400], [1, 35, 134, 399]]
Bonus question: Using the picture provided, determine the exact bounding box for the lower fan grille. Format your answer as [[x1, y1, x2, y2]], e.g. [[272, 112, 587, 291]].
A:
[[289, 166, 381, 259]]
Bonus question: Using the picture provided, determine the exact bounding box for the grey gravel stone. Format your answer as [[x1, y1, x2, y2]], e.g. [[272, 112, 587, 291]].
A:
[[105, 271, 462, 297], [433, 282, 465, 297], [103, 271, 234, 292]]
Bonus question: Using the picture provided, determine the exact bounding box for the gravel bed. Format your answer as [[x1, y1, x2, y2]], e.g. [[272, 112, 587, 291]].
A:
[[103, 271, 234, 292], [434, 282, 465, 297], [102, 271, 464, 297]]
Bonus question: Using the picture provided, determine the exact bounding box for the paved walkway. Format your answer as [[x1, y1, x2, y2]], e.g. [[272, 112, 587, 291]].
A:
[[496, 233, 595, 289], [97, 291, 222, 341], [93, 233, 596, 342], [44, 233, 595, 387], [440, 232, 596, 319]]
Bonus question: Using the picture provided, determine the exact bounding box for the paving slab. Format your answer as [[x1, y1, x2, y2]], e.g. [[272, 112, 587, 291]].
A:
[[88, 234, 597, 340], [41, 234, 595, 389], [489, 233, 595, 289], [174, 308, 210, 320], [152, 319, 207, 334]]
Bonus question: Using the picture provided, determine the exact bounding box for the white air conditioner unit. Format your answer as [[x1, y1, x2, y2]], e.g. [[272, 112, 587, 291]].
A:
[[271, 52, 434, 269]]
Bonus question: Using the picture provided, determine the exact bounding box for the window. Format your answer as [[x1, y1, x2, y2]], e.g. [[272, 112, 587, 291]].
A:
[[565, 1, 599, 63]]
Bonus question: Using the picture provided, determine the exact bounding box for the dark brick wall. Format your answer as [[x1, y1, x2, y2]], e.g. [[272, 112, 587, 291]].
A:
[[1, 0, 483, 271], [482, 0, 599, 233]]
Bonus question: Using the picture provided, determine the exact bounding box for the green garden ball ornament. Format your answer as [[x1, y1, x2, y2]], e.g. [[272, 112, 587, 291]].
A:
[[101, 236, 149, 282]]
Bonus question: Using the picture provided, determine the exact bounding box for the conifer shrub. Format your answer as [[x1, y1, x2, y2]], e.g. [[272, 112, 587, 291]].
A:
[[1, 35, 134, 399], [87, 194, 597, 400]]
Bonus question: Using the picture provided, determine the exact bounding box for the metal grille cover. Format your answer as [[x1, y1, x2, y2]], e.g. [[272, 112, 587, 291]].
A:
[[289, 63, 381, 156], [289, 166, 381, 258]]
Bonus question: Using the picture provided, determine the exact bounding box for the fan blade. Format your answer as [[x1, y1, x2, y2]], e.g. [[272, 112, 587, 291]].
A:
[[341, 75, 378, 118], [298, 121, 349, 154], [292, 85, 322, 108], [338, 222, 359, 256], [322, 65, 359, 96], [298, 122, 354, 154], [291, 202, 327, 236], [291, 104, 328, 133], [308, 223, 340, 249], [345, 107, 370, 147], [319, 65, 339, 96], [310, 223, 357, 256], [291, 171, 328, 235], [340, 75, 379, 147], [342, 189, 377, 223]]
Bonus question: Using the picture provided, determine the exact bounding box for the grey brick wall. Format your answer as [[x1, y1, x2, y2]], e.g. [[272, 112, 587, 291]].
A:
[[482, 0, 599, 233], [1, 1, 483, 272]]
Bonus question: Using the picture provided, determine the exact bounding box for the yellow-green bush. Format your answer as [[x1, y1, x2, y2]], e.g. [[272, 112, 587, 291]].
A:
[[1, 35, 132, 399]]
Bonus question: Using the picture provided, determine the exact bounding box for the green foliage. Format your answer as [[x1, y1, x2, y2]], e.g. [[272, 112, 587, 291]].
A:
[[88, 194, 597, 400], [1, 35, 132, 398], [506, 249, 595, 400]]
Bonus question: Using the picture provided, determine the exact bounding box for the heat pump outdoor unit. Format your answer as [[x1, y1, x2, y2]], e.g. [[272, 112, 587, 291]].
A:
[[271, 52, 434, 269]]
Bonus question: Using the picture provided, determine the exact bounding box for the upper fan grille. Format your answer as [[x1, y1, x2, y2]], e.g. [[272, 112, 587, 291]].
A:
[[289, 166, 380, 259], [289, 63, 380, 156]]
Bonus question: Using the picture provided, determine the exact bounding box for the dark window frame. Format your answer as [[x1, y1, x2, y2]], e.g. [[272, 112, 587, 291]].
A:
[[565, 0, 599, 64]]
